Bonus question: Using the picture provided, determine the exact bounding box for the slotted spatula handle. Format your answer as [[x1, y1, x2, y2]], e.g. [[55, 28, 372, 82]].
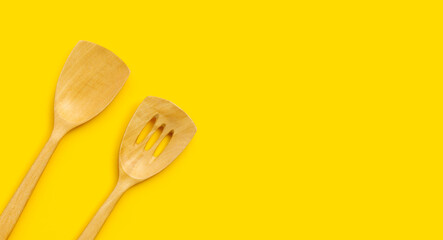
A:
[[0, 126, 67, 239], [78, 179, 131, 240]]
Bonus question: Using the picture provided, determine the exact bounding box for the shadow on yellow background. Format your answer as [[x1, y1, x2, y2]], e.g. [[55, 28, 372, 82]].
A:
[[0, 0, 442, 239]]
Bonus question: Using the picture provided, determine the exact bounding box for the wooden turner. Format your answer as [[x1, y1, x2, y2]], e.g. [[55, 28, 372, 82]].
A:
[[78, 96, 196, 240], [0, 41, 129, 239]]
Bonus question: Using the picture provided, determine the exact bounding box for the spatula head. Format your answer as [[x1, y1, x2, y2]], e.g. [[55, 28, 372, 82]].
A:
[[54, 40, 129, 126], [120, 97, 197, 180]]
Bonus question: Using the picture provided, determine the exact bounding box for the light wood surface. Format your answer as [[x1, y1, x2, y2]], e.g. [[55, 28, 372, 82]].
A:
[[78, 96, 196, 240], [0, 41, 129, 239]]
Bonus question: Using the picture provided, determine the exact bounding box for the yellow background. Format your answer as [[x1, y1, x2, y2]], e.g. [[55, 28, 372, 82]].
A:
[[0, 0, 441, 239]]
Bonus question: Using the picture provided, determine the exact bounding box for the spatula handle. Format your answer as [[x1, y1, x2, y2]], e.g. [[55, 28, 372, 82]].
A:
[[78, 182, 128, 240], [0, 129, 65, 239]]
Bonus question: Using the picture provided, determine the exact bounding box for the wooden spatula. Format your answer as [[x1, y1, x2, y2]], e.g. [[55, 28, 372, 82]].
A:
[[0, 41, 129, 239], [78, 96, 196, 240]]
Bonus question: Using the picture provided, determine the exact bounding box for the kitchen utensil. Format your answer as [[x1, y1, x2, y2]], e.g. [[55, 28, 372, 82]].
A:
[[78, 96, 196, 240], [0, 40, 129, 239]]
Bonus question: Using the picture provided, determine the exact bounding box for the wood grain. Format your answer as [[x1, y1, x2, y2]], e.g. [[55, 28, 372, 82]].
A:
[[78, 97, 196, 240], [0, 41, 129, 239]]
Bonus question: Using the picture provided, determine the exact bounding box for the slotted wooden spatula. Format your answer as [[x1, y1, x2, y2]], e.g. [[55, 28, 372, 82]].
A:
[[0, 41, 129, 239], [78, 96, 196, 240]]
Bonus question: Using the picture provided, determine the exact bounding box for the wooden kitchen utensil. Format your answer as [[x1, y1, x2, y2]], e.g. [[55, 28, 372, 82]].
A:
[[78, 96, 196, 240], [0, 41, 129, 239]]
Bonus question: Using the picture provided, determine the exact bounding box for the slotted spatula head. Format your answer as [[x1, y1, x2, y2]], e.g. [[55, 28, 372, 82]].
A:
[[119, 97, 197, 180], [54, 40, 130, 127]]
